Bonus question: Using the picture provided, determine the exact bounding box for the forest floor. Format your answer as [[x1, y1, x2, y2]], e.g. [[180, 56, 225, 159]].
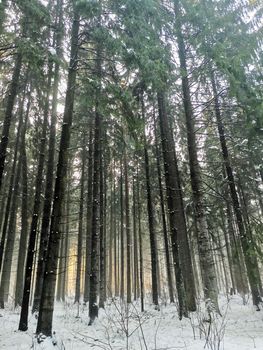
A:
[[0, 294, 263, 350]]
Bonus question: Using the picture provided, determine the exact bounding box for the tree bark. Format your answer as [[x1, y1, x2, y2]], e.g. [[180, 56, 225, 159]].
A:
[[88, 44, 103, 324], [99, 149, 105, 308], [157, 92, 187, 318], [75, 143, 86, 303], [120, 164, 125, 300], [35, 10, 80, 335], [124, 150, 131, 304], [211, 72, 262, 307], [132, 176, 139, 300], [18, 54, 53, 329], [15, 102, 29, 307], [0, 52, 22, 191], [137, 168, 144, 312], [0, 87, 27, 273], [174, 1, 218, 310], [32, 0, 63, 312], [84, 128, 93, 303], [88, 102, 101, 324], [0, 157, 21, 308], [141, 97, 159, 306], [153, 117, 174, 303]]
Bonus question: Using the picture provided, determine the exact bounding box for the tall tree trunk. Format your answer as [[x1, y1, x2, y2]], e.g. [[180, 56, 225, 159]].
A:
[[99, 150, 105, 308], [88, 44, 103, 324], [61, 180, 71, 300], [132, 176, 139, 300], [211, 72, 261, 307], [120, 165, 125, 300], [0, 0, 7, 33], [108, 176, 113, 296], [0, 156, 21, 308], [0, 87, 27, 273], [84, 128, 93, 303], [137, 169, 144, 312], [238, 177, 263, 296], [141, 97, 159, 306], [18, 55, 54, 329], [0, 86, 30, 308], [156, 93, 196, 310], [32, 0, 63, 312], [15, 107, 29, 307], [0, 52, 22, 191], [154, 119, 174, 303], [157, 93, 187, 318], [75, 144, 86, 303], [124, 150, 131, 304], [174, 1, 218, 310], [56, 225, 65, 302], [88, 103, 101, 323], [226, 198, 249, 295], [114, 174, 118, 296], [219, 207, 236, 294], [34, 10, 80, 336]]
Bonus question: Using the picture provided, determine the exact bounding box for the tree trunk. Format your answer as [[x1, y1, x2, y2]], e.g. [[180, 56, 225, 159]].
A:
[[132, 177, 139, 300], [124, 150, 131, 304], [157, 92, 187, 318], [35, 10, 80, 336], [211, 72, 261, 307], [114, 174, 118, 296], [141, 97, 159, 306], [99, 149, 105, 308], [0, 52, 22, 191], [108, 176, 113, 296], [88, 103, 101, 323], [61, 180, 71, 300], [15, 105, 29, 307], [120, 164, 125, 300], [154, 119, 174, 303], [0, 156, 21, 308], [84, 128, 93, 303], [88, 44, 103, 324], [75, 144, 86, 303], [18, 55, 54, 329], [32, 0, 63, 312], [174, 1, 218, 310], [137, 169, 144, 312], [0, 87, 27, 273]]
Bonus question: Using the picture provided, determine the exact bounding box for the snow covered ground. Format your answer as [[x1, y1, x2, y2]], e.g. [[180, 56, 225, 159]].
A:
[[1, 294, 263, 350]]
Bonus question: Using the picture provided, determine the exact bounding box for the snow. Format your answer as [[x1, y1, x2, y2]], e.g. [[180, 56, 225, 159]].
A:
[[1, 295, 263, 350], [48, 47, 57, 56]]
